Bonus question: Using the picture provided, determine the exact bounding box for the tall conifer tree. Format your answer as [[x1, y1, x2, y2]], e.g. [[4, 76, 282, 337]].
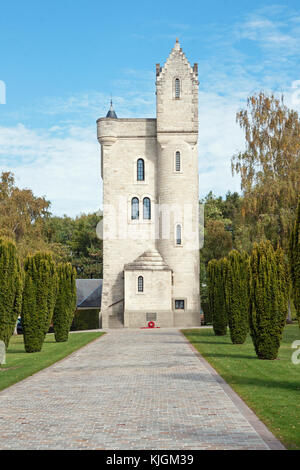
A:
[[249, 241, 289, 359], [22, 252, 58, 353], [53, 263, 77, 342], [225, 250, 250, 344], [0, 238, 23, 348]]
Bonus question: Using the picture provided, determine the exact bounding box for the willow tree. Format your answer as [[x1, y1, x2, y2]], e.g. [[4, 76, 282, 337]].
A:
[[249, 241, 289, 360], [0, 238, 23, 348], [208, 258, 228, 336], [290, 196, 300, 325], [225, 250, 250, 344], [232, 93, 300, 251], [22, 252, 58, 353], [53, 263, 77, 342]]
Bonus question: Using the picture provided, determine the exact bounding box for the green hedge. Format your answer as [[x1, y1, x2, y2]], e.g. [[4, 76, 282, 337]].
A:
[[71, 309, 100, 331]]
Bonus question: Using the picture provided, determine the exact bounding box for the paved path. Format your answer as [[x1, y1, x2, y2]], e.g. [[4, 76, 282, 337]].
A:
[[0, 329, 283, 450]]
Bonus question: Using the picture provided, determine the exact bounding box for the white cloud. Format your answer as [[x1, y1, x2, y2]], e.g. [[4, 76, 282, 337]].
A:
[[0, 124, 102, 217]]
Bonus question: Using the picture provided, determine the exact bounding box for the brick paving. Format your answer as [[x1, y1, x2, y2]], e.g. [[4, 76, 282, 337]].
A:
[[0, 329, 282, 450]]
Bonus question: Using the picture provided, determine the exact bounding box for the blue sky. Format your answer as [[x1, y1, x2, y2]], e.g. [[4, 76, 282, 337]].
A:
[[1, 0, 300, 215]]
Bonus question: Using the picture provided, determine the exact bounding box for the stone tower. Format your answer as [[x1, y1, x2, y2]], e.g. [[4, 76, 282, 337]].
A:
[[97, 40, 200, 328]]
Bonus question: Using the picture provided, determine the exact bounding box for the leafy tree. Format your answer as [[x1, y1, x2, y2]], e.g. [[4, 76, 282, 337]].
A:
[[70, 213, 103, 278], [289, 196, 300, 326], [232, 93, 300, 251], [225, 250, 249, 344], [0, 238, 23, 348], [207, 258, 228, 335], [22, 252, 58, 353], [0, 171, 50, 243], [249, 241, 289, 360], [53, 263, 77, 342]]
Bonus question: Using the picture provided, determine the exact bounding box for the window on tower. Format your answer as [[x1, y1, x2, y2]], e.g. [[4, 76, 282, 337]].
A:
[[131, 197, 139, 220], [138, 276, 144, 292], [176, 224, 182, 245], [175, 151, 181, 171], [143, 197, 151, 220], [137, 158, 145, 181], [175, 78, 180, 98]]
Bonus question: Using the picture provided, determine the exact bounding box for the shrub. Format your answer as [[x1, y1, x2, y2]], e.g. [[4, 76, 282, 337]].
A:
[[207, 258, 228, 336], [0, 238, 23, 348], [225, 250, 250, 344], [53, 263, 77, 342], [249, 241, 289, 360], [289, 196, 300, 327], [22, 252, 58, 353]]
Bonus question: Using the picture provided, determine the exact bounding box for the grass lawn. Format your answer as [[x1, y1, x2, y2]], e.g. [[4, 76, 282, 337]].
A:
[[0, 331, 104, 392], [183, 324, 300, 450]]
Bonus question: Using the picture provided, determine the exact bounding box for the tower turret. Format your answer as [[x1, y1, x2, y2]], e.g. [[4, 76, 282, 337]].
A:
[[156, 40, 200, 323]]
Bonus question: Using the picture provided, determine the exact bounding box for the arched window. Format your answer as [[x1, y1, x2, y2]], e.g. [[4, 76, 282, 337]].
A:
[[176, 224, 182, 245], [138, 276, 144, 292], [137, 158, 145, 181], [175, 78, 180, 98], [131, 197, 139, 220], [143, 197, 151, 220], [175, 151, 181, 172]]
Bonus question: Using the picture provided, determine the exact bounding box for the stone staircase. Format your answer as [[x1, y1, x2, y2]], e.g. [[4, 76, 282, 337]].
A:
[[108, 313, 124, 329]]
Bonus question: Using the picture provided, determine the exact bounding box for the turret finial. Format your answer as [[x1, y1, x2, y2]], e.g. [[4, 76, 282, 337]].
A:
[[106, 98, 118, 119], [174, 38, 180, 50]]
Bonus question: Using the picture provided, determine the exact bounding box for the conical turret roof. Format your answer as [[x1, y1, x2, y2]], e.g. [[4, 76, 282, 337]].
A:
[[106, 100, 118, 119]]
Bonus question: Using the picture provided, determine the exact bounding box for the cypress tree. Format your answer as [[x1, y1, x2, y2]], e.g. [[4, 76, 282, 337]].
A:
[[0, 238, 23, 348], [208, 258, 228, 336], [225, 250, 250, 344], [53, 263, 77, 342], [290, 196, 300, 326], [249, 241, 289, 360], [22, 252, 58, 353]]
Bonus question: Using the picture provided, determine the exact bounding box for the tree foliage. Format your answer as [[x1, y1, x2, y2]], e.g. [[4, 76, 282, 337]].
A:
[[289, 196, 300, 326], [232, 93, 300, 251], [249, 241, 289, 360], [53, 263, 77, 342], [207, 258, 228, 336], [224, 250, 250, 344], [22, 252, 58, 353], [0, 238, 23, 348]]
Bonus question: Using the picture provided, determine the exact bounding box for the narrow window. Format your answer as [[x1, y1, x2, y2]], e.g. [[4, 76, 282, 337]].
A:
[[138, 276, 144, 292], [137, 158, 145, 181], [176, 224, 182, 245], [175, 300, 185, 310], [131, 197, 139, 220], [175, 151, 181, 172], [143, 197, 151, 220], [175, 78, 180, 98]]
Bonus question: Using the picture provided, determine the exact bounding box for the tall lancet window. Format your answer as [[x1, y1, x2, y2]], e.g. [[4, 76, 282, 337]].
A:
[[175, 151, 181, 172], [131, 197, 139, 220], [175, 78, 180, 98], [176, 224, 182, 245], [143, 197, 151, 220], [138, 276, 144, 292], [137, 158, 145, 181]]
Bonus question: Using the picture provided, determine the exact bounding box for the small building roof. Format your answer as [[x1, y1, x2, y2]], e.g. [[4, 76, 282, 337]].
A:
[[124, 248, 171, 271], [76, 279, 103, 308]]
